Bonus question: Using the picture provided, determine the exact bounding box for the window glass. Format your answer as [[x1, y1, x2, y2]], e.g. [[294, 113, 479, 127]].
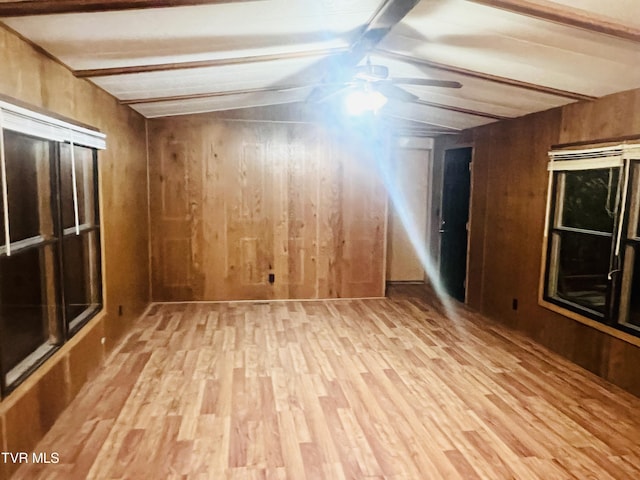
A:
[[4, 131, 53, 241], [77, 147, 96, 226], [60, 143, 95, 230], [553, 231, 611, 314], [561, 168, 619, 233], [634, 165, 640, 239], [63, 231, 100, 325], [0, 181, 4, 247], [625, 249, 640, 328], [0, 246, 58, 374], [59, 143, 74, 230]]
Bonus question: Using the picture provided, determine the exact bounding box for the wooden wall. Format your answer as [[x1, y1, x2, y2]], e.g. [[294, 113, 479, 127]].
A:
[[437, 88, 640, 396], [148, 112, 388, 301], [0, 25, 149, 479]]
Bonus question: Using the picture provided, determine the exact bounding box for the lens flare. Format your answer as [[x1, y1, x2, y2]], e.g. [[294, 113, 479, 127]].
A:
[[344, 90, 388, 116], [366, 129, 456, 317], [318, 103, 457, 318]]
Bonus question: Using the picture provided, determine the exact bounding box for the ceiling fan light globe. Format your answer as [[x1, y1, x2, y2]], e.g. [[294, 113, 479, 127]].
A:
[[344, 89, 388, 115]]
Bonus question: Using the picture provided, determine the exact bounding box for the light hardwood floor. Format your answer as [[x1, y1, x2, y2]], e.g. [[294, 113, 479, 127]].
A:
[[12, 289, 640, 479]]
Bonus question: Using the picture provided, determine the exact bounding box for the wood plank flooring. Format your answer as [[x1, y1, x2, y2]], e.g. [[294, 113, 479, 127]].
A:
[[11, 289, 640, 479]]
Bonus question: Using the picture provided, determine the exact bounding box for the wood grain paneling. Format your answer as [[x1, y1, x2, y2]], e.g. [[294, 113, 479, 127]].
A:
[[0, 23, 149, 479], [148, 114, 387, 301], [446, 87, 640, 396]]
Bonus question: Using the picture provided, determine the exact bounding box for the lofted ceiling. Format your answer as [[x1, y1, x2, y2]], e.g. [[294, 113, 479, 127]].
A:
[[1, 0, 639, 137]]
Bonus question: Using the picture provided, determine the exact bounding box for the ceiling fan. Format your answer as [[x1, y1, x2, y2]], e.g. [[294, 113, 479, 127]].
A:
[[307, 58, 463, 109]]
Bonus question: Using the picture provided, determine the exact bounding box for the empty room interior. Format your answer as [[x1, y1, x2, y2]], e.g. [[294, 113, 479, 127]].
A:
[[2, 0, 640, 478]]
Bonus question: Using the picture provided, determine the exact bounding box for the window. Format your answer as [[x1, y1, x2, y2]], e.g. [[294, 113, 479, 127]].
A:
[[618, 161, 640, 330], [59, 144, 101, 332], [543, 144, 640, 337], [0, 100, 105, 395]]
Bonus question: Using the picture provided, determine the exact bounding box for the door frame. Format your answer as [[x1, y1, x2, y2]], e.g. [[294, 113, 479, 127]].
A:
[[438, 144, 474, 303], [385, 145, 434, 283]]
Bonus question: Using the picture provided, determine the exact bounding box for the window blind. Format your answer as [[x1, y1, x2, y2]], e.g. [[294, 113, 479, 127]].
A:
[[548, 144, 640, 171], [0, 99, 106, 255], [0, 99, 106, 149], [546, 142, 640, 256]]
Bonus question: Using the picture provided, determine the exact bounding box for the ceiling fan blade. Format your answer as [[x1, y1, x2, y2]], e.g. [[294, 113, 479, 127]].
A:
[[302, 1, 421, 106], [376, 83, 419, 103], [355, 0, 421, 53], [391, 78, 463, 88]]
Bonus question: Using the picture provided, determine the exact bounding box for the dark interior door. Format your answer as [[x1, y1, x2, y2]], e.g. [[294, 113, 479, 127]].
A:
[[440, 147, 472, 301]]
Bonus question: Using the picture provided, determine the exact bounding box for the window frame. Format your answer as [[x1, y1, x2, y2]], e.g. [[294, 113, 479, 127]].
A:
[[0, 100, 105, 396], [57, 145, 102, 338], [616, 160, 640, 333], [539, 144, 640, 344], [543, 166, 622, 320]]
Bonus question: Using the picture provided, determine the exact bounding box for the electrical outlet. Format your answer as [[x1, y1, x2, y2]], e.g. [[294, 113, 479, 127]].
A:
[[268, 273, 275, 284]]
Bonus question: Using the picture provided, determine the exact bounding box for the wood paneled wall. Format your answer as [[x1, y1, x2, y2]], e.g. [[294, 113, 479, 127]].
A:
[[0, 25, 149, 479], [148, 113, 388, 301], [437, 88, 640, 397]]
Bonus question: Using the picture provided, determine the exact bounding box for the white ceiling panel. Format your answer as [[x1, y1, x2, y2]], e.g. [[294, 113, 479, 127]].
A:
[[367, 53, 574, 118], [91, 55, 326, 101], [382, 99, 496, 130], [381, 0, 640, 98], [1, 0, 380, 69]]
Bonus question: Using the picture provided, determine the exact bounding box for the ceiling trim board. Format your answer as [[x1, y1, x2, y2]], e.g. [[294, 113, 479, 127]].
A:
[[413, 99, 510, 120], [74, 47, 349, 78], [551, 133, 640, 150], [392, 127, 460, 135], [396, 131, 458, 137], [0, 0, 261, 17], [383, 113, 463, 131], [375, 49, 596, 101], [120, 85, 311, 105], [138, 98, 302, 119], [466, 0, 640, 43]]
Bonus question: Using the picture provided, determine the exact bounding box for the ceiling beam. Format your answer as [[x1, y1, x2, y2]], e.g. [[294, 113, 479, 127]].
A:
[[466, 0, 640, 43], [386, 122, 461, 135], [393, 129, 459, 137], [376, 49, 596, 101], [120, 84, 311, 105], [0, 1, 259, 17], [383, 113, 463, 131], [413, 99, 509, 121], [75, 47, 348, 78]]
